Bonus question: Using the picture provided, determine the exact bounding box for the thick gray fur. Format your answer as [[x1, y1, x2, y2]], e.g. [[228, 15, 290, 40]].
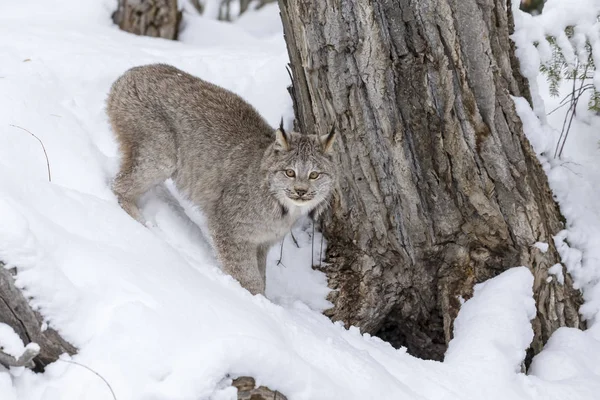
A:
[[106, 64, 337, 295]]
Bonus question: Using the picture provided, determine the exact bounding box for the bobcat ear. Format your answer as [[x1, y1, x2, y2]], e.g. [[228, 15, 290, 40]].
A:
[[320, 125, 336, 154], [275, 119, 289, 151]]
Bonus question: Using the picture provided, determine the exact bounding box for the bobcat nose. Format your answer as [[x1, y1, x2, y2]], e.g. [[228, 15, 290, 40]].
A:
[[295, 188, 307, 197]]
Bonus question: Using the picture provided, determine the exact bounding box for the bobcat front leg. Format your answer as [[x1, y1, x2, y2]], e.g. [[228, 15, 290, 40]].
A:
[[214, 238, 264, 295], [256, 244, 269, 284]]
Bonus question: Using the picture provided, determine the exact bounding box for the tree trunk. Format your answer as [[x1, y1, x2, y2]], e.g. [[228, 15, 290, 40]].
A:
[[279, 0, 584, 361], [113, 0, 181, 40], [0, 263, 76, 371]]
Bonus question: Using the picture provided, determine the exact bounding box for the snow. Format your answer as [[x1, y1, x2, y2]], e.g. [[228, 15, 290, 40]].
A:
[[0, 0, 599, 399], [510, 0, 600, 388], [548, 264, 565, 285], [0, 324, 27, 360], [532, 242, 549, 253], [265, 219, 333, 312], [511, 0, 600, 121], [235, 3, 284, 39], [445, 267, 535, 374], [513, 80, 600, 329]]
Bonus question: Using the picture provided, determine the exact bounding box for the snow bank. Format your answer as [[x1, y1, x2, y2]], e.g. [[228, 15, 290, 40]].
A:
[[445, 267, 535, 374]]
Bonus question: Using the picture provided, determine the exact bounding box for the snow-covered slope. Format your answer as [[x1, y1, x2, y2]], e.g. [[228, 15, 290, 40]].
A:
[[0, 1, 599, 399]]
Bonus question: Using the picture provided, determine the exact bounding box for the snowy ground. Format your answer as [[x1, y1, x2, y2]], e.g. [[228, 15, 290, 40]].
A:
[[0, 1, 599, 399]]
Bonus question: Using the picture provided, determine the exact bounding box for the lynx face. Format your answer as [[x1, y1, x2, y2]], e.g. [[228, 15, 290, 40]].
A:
[[265, 129, 336, 212]]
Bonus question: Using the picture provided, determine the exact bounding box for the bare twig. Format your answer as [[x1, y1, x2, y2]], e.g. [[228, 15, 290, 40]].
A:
[[311, 221, 315, 267], [558, 160, 582, 167], [558, 164, 583, 177], [546, 84, 594, 115], [9, 124, 51, 181], [319, 221, 324, 268], [554, 64, 579, 158], [276, 234, 287, 268], [289, 231, 300, 248], [554, 63, 591, 158], [58, 359, 117, 400], [547, 101, 571, 116]]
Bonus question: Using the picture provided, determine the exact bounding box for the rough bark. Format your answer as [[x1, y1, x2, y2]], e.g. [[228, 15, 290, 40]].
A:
[[113, 0, 181, 40], [0, 263, 76, 370], [233, 377, 287, 399], [279, 0, 584, 361]]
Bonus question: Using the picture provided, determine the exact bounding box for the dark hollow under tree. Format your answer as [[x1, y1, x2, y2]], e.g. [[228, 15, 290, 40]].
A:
[[278, 0, 583, 360]]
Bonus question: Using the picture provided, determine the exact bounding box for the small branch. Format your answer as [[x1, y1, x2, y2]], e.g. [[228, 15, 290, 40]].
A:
[[276, 234, 287, 268], [554, 64, 578, 158], [59, 359, 117, 400], [545, 84, 591, 115], [311, 220, 315, 268], [289, 231, 300, 248], [0, 345, 39, 368], [547, 100, 571, 116], [9, 124, 51, 182], [319, 222, 324, 268], [553, 61, 593, 158], [558, 164, 583, 177]]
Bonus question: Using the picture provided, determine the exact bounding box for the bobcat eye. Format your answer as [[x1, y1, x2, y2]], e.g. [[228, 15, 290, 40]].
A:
[[309, 171, 320, 180], [285, 169, 296, 178]]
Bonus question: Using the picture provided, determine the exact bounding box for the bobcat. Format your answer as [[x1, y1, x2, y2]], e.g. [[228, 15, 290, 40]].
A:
[[106, 64, 337, 295]]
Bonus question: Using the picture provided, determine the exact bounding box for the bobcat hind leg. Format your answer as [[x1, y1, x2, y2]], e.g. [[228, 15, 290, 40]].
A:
[[112, 131, 176, 223]]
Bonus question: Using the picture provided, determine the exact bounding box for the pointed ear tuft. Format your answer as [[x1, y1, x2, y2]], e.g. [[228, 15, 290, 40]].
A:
[[279, 118, 285, 133], [274, 124, 289, 151], [320, 125, 336, 154]]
